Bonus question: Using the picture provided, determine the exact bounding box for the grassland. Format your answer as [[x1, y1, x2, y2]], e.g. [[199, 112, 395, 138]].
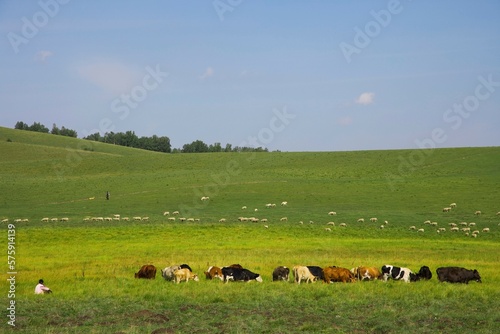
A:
[[1, 126, 499, 333]]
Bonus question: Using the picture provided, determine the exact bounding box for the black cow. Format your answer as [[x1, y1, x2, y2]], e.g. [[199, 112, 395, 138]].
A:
[[180, 264, 193, 272], [221, 267, 263, 283], [272, 266, 290, 281], [436, 267, 482, 284], [416, 266, 432, 280], [307, 266, 325, 281], [381, 265, 418, 282]]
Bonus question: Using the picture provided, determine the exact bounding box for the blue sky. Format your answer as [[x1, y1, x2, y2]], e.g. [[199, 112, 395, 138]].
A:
[[1, 0, 499, 151]]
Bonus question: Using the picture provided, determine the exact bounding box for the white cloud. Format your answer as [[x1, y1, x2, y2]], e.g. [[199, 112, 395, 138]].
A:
[[355, 92, 375, 105], [35, 50, 53, 62], [200, 66, 214, 80], [77, 60, 141, 95]]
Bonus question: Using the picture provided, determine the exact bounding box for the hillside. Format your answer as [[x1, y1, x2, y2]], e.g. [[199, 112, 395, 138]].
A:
[[1, 126, 499, 222], [2, 126, 500, 333]]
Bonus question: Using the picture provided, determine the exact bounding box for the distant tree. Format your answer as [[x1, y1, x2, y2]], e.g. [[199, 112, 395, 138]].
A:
[[28, 122, 49, 133], [84, 132, 101, 141], [224, 143, 232, 152], [209, 142, 222, 152], [59, 126, 77, 138], [14, 121, 29, 130], [182, 140, 209, 153], [51, 123, 60, 135]]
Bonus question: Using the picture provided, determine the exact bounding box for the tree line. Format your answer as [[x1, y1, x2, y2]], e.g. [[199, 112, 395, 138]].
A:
[[15, 121, 77, 138], [13, 121, 268, 153]]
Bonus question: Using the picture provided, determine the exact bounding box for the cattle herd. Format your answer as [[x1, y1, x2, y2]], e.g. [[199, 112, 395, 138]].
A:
[[134, 263, 482, 285]]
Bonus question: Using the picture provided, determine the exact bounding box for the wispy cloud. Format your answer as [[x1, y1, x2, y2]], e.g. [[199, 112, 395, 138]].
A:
[[355, 92, 375, 105], [200, 66, 214, 80], [35, 50, 53, 62], [77, 60, 141, 95]]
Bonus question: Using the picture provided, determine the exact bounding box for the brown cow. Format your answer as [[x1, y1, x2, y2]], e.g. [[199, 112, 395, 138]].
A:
[[351, 266, 382, 281], [323, 266, 355, 283], [204, 266, 223, 280], [135, 264, 157, 279]]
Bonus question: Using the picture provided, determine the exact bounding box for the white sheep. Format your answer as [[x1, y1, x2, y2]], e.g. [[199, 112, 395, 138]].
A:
[[339, 223, 347, 227], [241, 206, 247, 210], [468, 222, 476, 227], [417, 228, 424, 232], [328, 211, 336, 216], [450, 203, 457, 208], [450, 227, 459, 232], [201, 196, 210, 201], [281, 201, 288, 206], [173, 211, 180, 215], [370, 218, 377, 222], [280, 217, 288, 222], [325, 228, 332, 232], [482, 227, 490, 232], [41, 218, 49, 222], [133, 217, 142, 221], [474, 210, 482, 215], [168, 217, 176, 221], [60, 218, 69, 222], [179, 218, 186, 222], [357, 218, 364, 223], [409, 226, 416, 230], [163, 211, 170, 216], [219, 218, 226, 223], [1, 218, 9, 223], [327, 222, 335, 226]]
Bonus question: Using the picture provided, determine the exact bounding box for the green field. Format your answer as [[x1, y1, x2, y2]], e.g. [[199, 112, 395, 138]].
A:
[[1, 127, 499, 333]]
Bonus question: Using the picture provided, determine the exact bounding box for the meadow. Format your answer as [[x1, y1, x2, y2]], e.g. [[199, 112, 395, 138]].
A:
[[1, 126, 499, 333]]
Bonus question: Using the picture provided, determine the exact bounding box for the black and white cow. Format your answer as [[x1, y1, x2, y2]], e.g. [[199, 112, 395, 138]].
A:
[[416, 265, 432, 280], [272, 266, 290, 281], [221, 267, 263, 283], [381, 265, 418, 282], [436, 267, 482, 284]]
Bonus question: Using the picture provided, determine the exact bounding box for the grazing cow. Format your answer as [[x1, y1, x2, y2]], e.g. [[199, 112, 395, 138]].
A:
[[161, 265, 181, 281], [135, 264, 157, 279], [292, 266, 316, 284], [204, 266, 223, 280], [436, 267, 482, 284], [351, 266, 382, 281], [416, 266, 432, 280], [323, 266, 355, 283], [307, 266, 325, 281], [161, 264, 192, 281], [221, 267, 263, 283], [272, 266, 290, 281], [381, 265, 417, 283], [174, 268, 199, 283]]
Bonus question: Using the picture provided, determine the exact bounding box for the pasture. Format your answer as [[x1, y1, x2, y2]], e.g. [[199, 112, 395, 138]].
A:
[[1, 127, 499, 333]]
